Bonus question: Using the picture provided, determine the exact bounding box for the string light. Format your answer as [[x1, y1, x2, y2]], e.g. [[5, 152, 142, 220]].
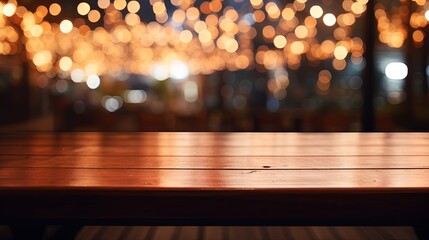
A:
[[375, 1, 429, 48], [2, 0, 371, 78]]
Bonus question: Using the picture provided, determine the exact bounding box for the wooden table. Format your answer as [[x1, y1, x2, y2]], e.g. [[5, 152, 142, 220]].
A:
[[0, 133, 428, 239]]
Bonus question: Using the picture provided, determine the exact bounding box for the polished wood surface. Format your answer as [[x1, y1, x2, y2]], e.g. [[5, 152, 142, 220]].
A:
[[0, 132, 428, 226]]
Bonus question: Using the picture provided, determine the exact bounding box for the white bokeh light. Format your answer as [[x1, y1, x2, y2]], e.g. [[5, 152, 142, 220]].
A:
[[150, 63, 169, 81], [59, 20, 73, 33], [86, 74, 100, 89], [385, 62, 408, 80], [124, 90, 147, 103], [71, 69, 85, 83], [184, 81, 198, 102], [3, 3, 17, 17], [102, 96, 123, 112], [310, 5, 323, 19], [323, 13, 336, 26], [169, 60, 190, 80], [105, 98, 119, 112]]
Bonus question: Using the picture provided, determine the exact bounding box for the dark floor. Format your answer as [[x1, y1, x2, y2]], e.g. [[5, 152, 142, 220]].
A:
[[0, 226, 418, 240]]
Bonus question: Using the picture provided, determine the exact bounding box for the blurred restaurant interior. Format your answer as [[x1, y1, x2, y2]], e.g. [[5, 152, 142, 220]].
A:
[[0, 0, 428, 132]]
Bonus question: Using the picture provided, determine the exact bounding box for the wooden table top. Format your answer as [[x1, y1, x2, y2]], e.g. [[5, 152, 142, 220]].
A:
[[1, 132, 429, 225], [1, 132, 429, 190]]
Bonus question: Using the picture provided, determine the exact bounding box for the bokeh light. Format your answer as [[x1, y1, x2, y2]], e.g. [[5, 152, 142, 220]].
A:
[[385, 62, 408, 80], [3, 3, 17, 17], [310, 5, 323, 19], [49, 3, 61, 16], [77, 2, 90, 16], [59, 20, 73, 33], [124, 90, 147, 104], [87, 74, 101, 89], [323, 13, 337, 26]]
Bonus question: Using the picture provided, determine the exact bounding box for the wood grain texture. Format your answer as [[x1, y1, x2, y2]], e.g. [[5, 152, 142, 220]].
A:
[[1, 168, 429, 189], [1, 133, 429, 149], [0, 132, 428, 226], [1, 155, 429, 169], [1, 145, 429, 156], [1, 133, 429, 156]]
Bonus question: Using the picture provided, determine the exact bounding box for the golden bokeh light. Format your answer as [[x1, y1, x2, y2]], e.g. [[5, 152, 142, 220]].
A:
[[253, 10, 266, 23], [338, 13, 356, 26], [3, 3, 17, 17], [273, 35, 287, 49], [310, 5, 323, 19], [412, 30, 424, 43], [49, 3, 61, 16], [317, 81, 330, 91], [30, 25, 43, 37], [334, 45, 348, 60], [33, 50, 53, 68], [59, 56, 73, 71], [342, 0, 353, 12], [172, 9, 186, 24], [295, 25, 309, 39], [194, 21, 207, 33], [205, 14, 218, 26], [290, 41, 305, 55], [114, 0, 127, 11], [88, 10, 101, 23], [334, 28, 347, 40], [77, 2, 91, 16], [171, 0, 182, 7], [125, 13, 140, 26], [225, 39, 239, 53], [225, 8, 239, 22], [59, 20, 73, 33], [186, 7, 199, 21], [198, 30, 212, 44], [36, 5, 48, 18], [317, 69, 331, 91], [180, 30, 193, 43], [323, 13, 336, 26], [282, 8, 295, 21], [1, 0, 374, 80], [156, 13, 168, 23], [321, 40, 335, 55], [318, 70, 332, 83], [262, 25, 276, 39], [293, 1, 306, 12], [200, 2, 210, 15], [250, 0, 263, 9], [235, 55, 250, 69], [304, 16, 317, 28], [153, 1, 167, 15], [351, 2, 365, 15], [332, 58, 347, 70], [98, 0, 110, 9], [209, 0, 222, 13], [414, 0, 426, 6], [127, 1, 140, 14], [265, 2, 280, 20]]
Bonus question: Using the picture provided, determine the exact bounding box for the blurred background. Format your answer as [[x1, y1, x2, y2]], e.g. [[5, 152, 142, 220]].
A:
[[0, 0, 428, 132]]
